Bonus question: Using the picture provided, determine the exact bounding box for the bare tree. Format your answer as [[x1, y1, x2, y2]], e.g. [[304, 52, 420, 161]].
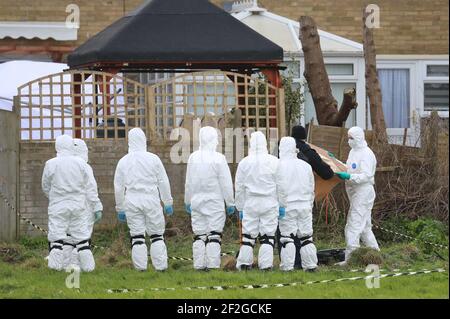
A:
[[299, 16, 358, 127], [363, 9, 388, 144]]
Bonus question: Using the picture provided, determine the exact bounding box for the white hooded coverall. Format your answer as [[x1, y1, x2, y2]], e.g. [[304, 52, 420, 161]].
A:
[[185, 126, 234, 270], [344, 127, 380, 260], [62, 138, 103, 269], [42, 135, 101, 272], [235, 131, 285, 270], [276, 137, 317, 271], [114, 128, 173, 271]]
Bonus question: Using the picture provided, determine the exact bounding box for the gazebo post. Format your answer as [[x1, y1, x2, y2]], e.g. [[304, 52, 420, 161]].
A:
[[260, 69, 283, 130], [261, 69, 282, 89]]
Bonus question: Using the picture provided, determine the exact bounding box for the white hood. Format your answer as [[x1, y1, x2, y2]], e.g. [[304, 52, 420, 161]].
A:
[[249, 131, 268, 155], [55, 134, 73, 157], [279, 137, 297, 159], [348, 126, 367, 150], [199, 126, 218, 152], [128, 128, 147, 153], [73, 138, 89, 162]]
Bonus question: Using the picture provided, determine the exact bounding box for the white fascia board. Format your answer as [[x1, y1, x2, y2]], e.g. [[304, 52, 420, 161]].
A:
[[377, 54, 449, 61], [231, 11, 253, 20], [262, 11, 363, 51], [0, 21, 78, 41]]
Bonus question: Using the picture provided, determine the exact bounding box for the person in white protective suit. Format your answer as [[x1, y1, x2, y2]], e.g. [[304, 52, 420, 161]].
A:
[[276, 137, 317, 271], [184, 126, 235, 270], [336, 126, 380, 264], [42, 135, 102, 272], [114, 128, 174, 271], [62, 138, 103, 268], [235, 131, 286, 270]]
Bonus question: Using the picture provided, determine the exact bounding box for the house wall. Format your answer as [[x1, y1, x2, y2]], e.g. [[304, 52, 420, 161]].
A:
[[0, 0, 448, 58]]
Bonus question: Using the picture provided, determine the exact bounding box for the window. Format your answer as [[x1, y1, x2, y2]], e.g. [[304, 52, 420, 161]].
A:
[[427, 65, 449, 77], [424, 64, 449, 112], [378, 69, 410, 128], [325, 64, 354, 76], [424, 83, 449, 111]]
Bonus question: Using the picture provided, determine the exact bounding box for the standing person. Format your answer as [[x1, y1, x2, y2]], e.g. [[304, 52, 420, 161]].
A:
[[62, 139, 103, 268], [336, 126, 379, 264], [184, 126, 235, 270], [275, 125, 335, 269], [114, 128, 173, 271], [276, 137, 317, 272], [291, 125, 334, 180], [235, 131, 286, 271], [42, 135, 102, 272]]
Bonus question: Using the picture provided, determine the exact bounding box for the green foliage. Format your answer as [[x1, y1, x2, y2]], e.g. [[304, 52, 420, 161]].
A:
[[0, 220, 448, 298], [282, 73, 304, 134], [407, 218, 448, 250]]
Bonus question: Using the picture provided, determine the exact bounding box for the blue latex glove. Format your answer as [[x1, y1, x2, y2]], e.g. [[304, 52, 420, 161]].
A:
[[117, 211, 127, 223], [94, 211, 102, 223], [336, 172, 351, 180], [164, 205, 174, 216], [279, 207, 286, 219], [328, 151, 336, 158], [185, 204, 192, 215], [226, 206, 236, 216], [239, 211, 243, 221]]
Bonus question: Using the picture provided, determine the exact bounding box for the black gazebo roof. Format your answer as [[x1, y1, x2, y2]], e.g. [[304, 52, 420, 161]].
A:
[[67, 0, 284, 71]]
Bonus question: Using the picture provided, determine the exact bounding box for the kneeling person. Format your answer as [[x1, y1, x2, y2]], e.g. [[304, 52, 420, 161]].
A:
[[185, 127, 235, 270], [62, 138, 103, 268], [235, 131, 285, 270], [42, 135, 101, 272], [114, 128, 173, 271], [276, 137, 317, 271]]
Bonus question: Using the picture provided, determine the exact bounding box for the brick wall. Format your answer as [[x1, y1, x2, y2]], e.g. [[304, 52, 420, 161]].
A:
[[18, 139, 188, 236], [237, 0, 450, 55], [0, 0, 448, 56]]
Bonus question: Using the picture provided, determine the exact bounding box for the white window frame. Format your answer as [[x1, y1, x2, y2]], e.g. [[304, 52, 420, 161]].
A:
[[376, 61, 419, 146], [419, 60, 449, 118]]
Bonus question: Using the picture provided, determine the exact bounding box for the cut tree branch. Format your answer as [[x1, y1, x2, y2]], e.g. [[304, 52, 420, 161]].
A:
[[299, 16, 358, 127], [363, 9, 388, 144]]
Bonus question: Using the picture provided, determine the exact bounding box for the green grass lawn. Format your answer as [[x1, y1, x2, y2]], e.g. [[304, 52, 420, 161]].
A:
[[0, 225, 448, 299]]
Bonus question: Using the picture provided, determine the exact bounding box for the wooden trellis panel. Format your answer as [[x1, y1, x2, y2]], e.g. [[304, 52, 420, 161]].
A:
[[17, 71, 147, 141], [17, 70, 284, 141], [147, 71, 281, 140]]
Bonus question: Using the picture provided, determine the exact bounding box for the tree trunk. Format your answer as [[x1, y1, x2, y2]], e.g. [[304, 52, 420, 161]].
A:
[[363, 10, 388, 144], [299, 16, 357, 127]]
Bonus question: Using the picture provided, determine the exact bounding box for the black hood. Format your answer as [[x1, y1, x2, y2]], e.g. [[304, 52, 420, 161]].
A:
[[291, 125, 307, 141]]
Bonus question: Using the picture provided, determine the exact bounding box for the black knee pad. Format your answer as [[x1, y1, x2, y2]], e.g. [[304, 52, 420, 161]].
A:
[[130, 234, 146, 248], [259, 234, 275, 248], [193, 234, 207, 244], [280, 233, 296, 249], [150, 234, 164, 244], [48, 240, 64, 252], [241, 233, 256, 248], [299, 235, 313, 248], [76, 239, 92, 252], [206, 231, 222, 245]]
